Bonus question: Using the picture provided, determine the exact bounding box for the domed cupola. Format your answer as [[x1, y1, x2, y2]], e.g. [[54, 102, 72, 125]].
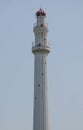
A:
[[36, 8, 46, 16]]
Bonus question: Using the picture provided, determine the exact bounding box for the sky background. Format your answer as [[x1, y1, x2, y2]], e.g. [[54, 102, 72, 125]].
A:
[[0, 0, 83, 130]]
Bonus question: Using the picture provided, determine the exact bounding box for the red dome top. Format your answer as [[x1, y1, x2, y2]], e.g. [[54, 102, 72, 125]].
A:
[[36, 9, 46, 16]]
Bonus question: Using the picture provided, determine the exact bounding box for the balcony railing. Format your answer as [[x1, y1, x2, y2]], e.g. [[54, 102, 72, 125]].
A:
[[33, 22, 48, 28], [32, 41, 50, 48]]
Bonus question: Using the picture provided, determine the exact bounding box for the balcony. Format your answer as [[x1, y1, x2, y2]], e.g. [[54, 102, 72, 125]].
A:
[[32, 41, 50, 54], [33, 22, 48, 28]]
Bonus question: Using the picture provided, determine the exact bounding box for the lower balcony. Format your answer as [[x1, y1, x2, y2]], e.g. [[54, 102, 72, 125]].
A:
[[32, 41, 50, 54]]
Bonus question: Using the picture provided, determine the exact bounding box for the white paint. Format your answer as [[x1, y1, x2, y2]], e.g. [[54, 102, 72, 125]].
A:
[[37, 16, 45, 27], [32, 10, 50, 130]]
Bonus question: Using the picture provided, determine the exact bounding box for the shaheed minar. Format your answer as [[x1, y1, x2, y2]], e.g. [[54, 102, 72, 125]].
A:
[[32, 9, 51, 130]]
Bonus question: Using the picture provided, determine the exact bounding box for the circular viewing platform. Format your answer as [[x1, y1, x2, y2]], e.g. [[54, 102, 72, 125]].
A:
[[33, 22, 48, 28], [32, 41, 50, 54]]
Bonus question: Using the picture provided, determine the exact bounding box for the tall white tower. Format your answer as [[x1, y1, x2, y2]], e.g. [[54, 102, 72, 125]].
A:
[[32, 9, 50, 130]]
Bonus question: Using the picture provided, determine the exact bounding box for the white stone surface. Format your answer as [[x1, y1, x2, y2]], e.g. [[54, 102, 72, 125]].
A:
[[32, 9, 50, 130]]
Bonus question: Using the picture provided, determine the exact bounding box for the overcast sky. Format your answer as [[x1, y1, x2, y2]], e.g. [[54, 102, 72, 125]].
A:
[[0, 0, 83, 130]]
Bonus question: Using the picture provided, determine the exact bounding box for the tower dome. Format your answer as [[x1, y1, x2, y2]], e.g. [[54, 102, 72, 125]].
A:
[[36, 8, 46, 16]]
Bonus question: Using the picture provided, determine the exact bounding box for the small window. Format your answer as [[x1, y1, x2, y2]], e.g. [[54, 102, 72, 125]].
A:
[[38, 84, 40, 87], [35, 97, 37, 100], [41, 24, 43, 26], [39, 43, 41, 46]]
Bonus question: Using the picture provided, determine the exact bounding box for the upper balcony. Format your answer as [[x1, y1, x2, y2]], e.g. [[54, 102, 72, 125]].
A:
[[33, 22, 48, 28]]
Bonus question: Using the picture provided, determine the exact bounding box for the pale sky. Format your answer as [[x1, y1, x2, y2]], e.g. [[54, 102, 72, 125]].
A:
[[0, 0, 83, 130]]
